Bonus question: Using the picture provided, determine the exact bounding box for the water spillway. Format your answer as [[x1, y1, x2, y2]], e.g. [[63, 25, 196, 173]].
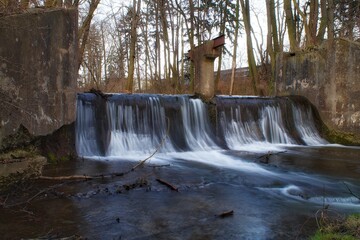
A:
[[76, 93, 327, 158], [15, 93, 356, 240]]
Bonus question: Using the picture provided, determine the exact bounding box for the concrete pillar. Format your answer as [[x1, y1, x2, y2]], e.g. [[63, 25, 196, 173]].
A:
[[188, 35, 225, 100]]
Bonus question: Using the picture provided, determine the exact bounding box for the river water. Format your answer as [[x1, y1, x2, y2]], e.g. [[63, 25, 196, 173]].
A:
[[1, 94, 359, 239]]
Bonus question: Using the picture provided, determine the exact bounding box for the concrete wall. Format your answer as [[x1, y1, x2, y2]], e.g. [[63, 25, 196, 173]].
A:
[[275, 39, 360, 138], [0, 8, 78, 148]]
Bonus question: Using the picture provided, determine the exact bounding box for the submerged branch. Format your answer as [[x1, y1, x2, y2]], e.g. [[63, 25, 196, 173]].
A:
[[343, 182, 360, 200], [156, 178, 178, 192]]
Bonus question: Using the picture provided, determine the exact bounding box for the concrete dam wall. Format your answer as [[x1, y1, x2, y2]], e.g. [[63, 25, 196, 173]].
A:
[[275, 39, 360, 140], [0, 8, 78, 149]]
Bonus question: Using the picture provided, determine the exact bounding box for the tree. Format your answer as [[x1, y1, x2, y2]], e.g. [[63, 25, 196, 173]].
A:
[[126, 0, 141, 92], [240, 0, 260, 95], [266, 0, 280, 94], [229, 0, 240, 95], [78, 0, 101, 70], [284, 0, 298, 51]]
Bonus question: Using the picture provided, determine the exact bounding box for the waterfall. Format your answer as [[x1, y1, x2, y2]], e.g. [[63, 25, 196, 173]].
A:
[[181, 98, 219, 151], [75, 94, 99, 156], [75, 94, 327, 158], [291, 101, 328, 145], [216, 96, 326, 149], [76, 94, 219, 158], [106, 96, 175, 156]]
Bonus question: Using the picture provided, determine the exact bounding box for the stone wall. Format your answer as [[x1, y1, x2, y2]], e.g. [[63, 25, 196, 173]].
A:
[[275, 39, 360, 139], [0, 8, 78, 148]]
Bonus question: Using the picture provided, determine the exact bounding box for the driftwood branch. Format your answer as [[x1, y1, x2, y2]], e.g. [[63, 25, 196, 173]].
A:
[[37, 175, 94, 180], [217, 210, 234, 218], [156, 178, 178, 192]]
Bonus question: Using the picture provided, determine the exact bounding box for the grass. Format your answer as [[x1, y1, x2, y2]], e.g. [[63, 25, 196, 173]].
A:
[[310, 213, 360, 240]]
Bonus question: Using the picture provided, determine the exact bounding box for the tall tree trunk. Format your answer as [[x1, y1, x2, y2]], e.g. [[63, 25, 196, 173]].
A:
[[230, 0, 240, 96], [189, 0, 196, 92], [309, 0, 319, 45], [240, 0, 260, 95], [136, 44, 141, 92], [266, 0, 278, 94], [78, 0, 101, 70], [317, 0, 328, 43], [180, 18, 185, 91], [100, 22, 107, 83], [284, 0, 297, 51], [173, 0, 195, 92], [327, 0, 334, 45], [215, 1, 227, 93], [143, 4, 152, 91], [126, 0, 141, 92], [291, 0, 314, 47]]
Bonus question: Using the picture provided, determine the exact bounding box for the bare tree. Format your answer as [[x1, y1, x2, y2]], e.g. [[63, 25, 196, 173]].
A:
[[230, 0, 240, 96], [126, 0, 141, 92], [240, 0, 260, 95]]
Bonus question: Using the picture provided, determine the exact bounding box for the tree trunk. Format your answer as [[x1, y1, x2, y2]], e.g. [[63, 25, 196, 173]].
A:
[[266, 0, 278, 94], [215, 1, 227, 93], [240, 0, 260, 95], [284, 0, 297, 51], [78, 0, 101, 71], [126, 0, 141, 92], [189, 0, 196, 92], [100, 22, 107, 83], [291, 0, 314, 47], [327, 0, 334, 45], [309, 0, 319, 45], [230, 0, 240, 96]]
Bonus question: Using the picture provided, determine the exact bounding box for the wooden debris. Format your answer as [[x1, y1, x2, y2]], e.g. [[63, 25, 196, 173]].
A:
[[217, 210, 234, 218], [156, 178, 178, 192], [37, 175, 93, 180]]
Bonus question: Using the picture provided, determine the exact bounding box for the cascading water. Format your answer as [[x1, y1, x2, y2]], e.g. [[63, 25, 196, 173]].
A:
[[106, 96, 175, 156], [181, 98, 219, 151], [76, 94, 328, 158], [76, 94, 220, 158], [291, 101, 328, 145], [216, 96, 327, 149], [75, 94, 103, 156], [71, 93, 360, 240]]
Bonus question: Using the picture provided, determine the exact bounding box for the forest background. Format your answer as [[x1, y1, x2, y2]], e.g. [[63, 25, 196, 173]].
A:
[[1, 0, 359, 96]]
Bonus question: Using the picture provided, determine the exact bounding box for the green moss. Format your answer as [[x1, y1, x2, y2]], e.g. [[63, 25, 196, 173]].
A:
[[324, 128, 360, 146], [46, 152, 71, 164], [311, 232, 357, 240]]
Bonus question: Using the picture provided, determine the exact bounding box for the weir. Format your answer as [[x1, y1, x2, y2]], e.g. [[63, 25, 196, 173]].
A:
[[76, 94, 327, 158]]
